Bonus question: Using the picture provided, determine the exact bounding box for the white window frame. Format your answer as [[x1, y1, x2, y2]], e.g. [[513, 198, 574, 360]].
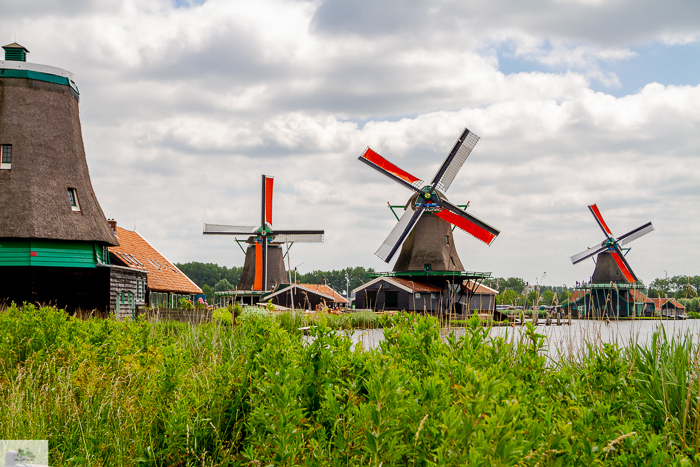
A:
[[68, 188, 81, 211], [0, 144, 11, 170]]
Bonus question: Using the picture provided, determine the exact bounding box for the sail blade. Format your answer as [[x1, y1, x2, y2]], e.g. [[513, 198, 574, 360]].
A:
[[430, 128, 479, 192], [264, 175, 274, 226], [611, 244, 637, 282], [376, 205, 425, 262], [359, 148, 423, 193], [272, 230, 324, 243], [254, 242, 263, 291], [618, 222, 654, 246], [435, 198, 499, 245], [203, 224, 257, 235], [570, 244, 607, 264], [588, 204, 614, 237]]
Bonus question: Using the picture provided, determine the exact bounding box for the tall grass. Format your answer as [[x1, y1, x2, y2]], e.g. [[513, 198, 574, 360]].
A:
[[0, 303, 698, 465]]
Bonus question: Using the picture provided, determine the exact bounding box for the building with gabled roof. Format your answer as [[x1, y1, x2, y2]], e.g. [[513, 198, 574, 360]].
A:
[[651, 297, 685, 317], [567, 284, 663, 317], [263, 282, 348, 310], [108, 221, 201, 309]]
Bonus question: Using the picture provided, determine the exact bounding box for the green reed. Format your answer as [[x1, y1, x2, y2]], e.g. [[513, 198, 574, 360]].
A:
[[0, 303, 698, 465]]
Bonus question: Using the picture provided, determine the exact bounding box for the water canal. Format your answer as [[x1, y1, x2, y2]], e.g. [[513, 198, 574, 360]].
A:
[[343, 318, 700, 358]]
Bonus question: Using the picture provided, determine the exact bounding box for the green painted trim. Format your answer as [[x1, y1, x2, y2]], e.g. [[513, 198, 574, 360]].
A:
[[0, 68, 71, 88], [0, 240, 99, 268], [4, 49, 26, 61], [369, 270, 492, 279]]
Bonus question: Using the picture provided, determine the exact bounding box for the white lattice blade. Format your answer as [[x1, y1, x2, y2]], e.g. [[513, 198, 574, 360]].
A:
[[618, 222, 654, 246], [570, 244, 606, 264], [273, 233, 324, 243], [375, 207, 424, 262], [432, 129, 480, 192], [203, 224, 257, 234]]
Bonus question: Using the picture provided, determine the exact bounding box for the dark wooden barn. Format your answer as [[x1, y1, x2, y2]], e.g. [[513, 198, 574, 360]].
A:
[[265, 283, 347, 310], [353, 277, 452, 312]]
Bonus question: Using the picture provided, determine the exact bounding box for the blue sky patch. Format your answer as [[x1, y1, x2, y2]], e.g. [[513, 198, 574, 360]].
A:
[[496, 40, 699, 97]]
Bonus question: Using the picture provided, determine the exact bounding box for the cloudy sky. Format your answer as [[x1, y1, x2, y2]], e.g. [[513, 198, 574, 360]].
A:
[[5, 0, 699, 286]]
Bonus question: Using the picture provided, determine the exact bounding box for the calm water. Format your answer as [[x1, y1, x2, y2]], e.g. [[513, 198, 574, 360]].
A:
[[344, 319, 700, 358]]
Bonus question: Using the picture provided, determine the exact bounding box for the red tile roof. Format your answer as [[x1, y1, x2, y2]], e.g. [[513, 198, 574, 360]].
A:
[[388, 277, 443, 293], [651, 297, 685, 311], [630, 289, 654, 303], [298, 283, 348, 303], [570, 290, 586, 302], [463, 280, 498, 295], [109, 226, 201, 295]]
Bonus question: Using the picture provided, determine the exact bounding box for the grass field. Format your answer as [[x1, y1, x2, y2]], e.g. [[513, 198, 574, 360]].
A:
[[1, 303, 699, 466]]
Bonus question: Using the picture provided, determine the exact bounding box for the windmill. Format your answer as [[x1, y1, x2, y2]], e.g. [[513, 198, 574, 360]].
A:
[[570, 204, 654, 283], [358, 127, 500, 272], [204, 175, 324, 291]]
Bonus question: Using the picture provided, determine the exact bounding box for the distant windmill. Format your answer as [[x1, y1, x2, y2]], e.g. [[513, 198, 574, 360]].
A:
[[358, 127, 500, 271], [570, 204, 654, 283], [204, 175, 324, 291]]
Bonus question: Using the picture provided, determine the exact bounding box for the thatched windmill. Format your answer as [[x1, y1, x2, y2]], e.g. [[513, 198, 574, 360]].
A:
[[0, 43, 124, 311], [571, 204, 654, 283], [204, 175, 324, 292], [358, 127, 500, 273]]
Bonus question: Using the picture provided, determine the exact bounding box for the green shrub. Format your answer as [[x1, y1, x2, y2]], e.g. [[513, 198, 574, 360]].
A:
[[0, 303, 696, 465]]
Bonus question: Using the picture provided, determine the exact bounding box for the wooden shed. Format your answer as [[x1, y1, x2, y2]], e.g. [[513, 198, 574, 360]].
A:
[[265, 283, 348, 310], [459, 280, 497, 313], [353, 277, 447, 311]]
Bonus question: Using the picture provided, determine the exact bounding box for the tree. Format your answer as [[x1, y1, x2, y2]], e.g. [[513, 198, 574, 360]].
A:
[[175, 262, 244, 288], [202, 284, 214, 304], [541, 290, 555, 306], [214, 279, 234, 292], [497, 289, 519, 306], [526, 290, 539, 307], [297, 266, 375, 295], [483, 277, 527, 294]]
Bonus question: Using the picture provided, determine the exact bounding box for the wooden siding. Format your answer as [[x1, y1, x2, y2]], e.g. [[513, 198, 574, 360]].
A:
[[0, 240, 99, 268], [109, 266, 147, 320], [461, 293, 495, 313], [354, 280, 451, 312]]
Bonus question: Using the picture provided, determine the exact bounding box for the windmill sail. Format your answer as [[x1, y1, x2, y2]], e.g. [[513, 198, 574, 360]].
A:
[[431, 128, 480, 192], [205, 175, 324, 291]]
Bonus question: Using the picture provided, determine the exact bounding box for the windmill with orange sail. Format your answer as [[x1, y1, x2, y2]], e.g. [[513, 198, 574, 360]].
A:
[[204, 175, 324, 292]]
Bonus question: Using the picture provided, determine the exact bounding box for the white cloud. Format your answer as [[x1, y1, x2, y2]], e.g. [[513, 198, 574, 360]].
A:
[[3, 0, 699, 286]]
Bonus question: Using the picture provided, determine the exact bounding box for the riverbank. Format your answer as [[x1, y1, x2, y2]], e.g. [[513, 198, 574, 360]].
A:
[[1, 303, 699, 465]]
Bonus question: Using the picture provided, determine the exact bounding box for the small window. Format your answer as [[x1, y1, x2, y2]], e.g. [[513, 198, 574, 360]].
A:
[[67, 188, 80, 211], [0, 144, 11, 169], [415, 293, 421, 299]]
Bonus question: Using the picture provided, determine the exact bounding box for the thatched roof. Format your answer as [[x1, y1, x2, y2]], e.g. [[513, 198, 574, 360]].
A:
[[0, 73, 117, 245]]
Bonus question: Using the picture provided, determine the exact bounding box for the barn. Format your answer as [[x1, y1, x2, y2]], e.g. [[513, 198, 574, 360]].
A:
[[265, 283, 348, 310]]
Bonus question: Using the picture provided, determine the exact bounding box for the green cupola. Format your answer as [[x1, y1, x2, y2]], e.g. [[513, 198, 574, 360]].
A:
[[2, 42, 30, 62]]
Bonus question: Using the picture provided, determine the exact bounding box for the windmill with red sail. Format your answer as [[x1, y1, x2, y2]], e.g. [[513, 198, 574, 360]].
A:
[[570, 204, 654, 284], [352, 127, 501, 315], [358, 127, 500, 272], [204, 175, 324, 293]]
